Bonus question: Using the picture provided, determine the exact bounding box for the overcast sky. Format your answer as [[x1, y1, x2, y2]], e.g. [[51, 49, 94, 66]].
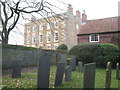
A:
[[8, 0, 120, 45]]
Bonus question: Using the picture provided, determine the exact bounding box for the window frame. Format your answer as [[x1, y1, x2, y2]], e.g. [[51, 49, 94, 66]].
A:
[[47, 32, 51, 43], [54, 30, 59, 42], [39, 24, 43, 30], [26, 27, 30, 33], [47, 23, 50, 30], [32, 33, 36, 44], [39, 33, 43, 43], [32, 26, 37, 32], [54, 20, 59, 28], [89, 34, 99, 42]]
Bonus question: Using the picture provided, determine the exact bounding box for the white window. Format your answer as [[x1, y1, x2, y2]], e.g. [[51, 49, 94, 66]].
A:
[[47, 32, 51, 43], [27, 34, 30, 44], [89, 34, 99, 42], [76, 24, 79, 30], [54, 31, 59, 42], [26, 27, 30, 33], [39, 24, 43, 30], [54, 21, 58, 28], [46, 44, 51, 49], [32, 26, 36, 32], [32, 34, 36, 44], [47, 23, 50, 30], [39, 33, 43, 43], [54, 43, 58, 49]]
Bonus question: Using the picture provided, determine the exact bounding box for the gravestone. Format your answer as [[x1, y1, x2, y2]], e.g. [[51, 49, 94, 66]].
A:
[[105, 62, 112, 88], [65, 66, 72, 81], [12, 60, 21, 78], [78, 61, 83, 72], [59, 54, 67, 66], [37, 56, 51, 88], [116, 63, 119, 80], [70, 55, 76, 71], [83, 62, 96, 88], [54, 62, 65, 87]]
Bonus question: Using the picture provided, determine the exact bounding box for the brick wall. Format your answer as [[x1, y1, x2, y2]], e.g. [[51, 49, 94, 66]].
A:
[[77, 33, 120, 48]]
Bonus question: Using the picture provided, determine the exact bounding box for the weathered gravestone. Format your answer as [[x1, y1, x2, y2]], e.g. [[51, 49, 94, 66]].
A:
[[70, 55, 76, 71], [105, 62, 112, 88], [65, 66, 72, 81], [12, 60, 21, 78], [37, 56, 51, 88], [116, 63, 119, 80], [83, 62, 96, 88], [78, 61, 83, 72], [54, 62, 65, 87], [59, 54, 67, 66]]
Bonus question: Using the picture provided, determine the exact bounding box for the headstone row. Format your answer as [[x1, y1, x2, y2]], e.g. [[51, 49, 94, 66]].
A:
[[11, 54, 77, 88]]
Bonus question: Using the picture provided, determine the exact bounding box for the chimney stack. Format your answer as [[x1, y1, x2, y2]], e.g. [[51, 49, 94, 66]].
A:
[[82, 10, 87, 23], [67, 4, 73, 15]]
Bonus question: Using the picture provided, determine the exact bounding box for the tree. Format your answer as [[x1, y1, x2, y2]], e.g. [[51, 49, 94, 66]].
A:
[[0, 0, 65, 44]]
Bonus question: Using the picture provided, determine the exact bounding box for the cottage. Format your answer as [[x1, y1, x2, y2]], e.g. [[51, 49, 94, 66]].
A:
[[77, 16, 120, 47]]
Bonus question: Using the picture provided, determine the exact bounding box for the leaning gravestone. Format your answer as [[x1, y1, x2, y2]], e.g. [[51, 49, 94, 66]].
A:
[[65, 66, 72, 81], [12, 60, 21, 78], [37, 56, 51, 88], [54, 62, 65, 87], [59, 54, 67, 66], [83, 62, 96, 88], [116, 63, 119, 80], [78, 61, 83, 72], [105, 62, 112, 88], [70, 55, 76, 71]]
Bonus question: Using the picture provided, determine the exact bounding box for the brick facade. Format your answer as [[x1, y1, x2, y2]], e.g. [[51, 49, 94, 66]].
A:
[[78, 33, 120, 47], [77, 17, 120, 48]]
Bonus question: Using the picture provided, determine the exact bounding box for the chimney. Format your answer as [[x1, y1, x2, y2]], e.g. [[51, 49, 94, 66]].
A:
[[82, 10, 87, 23], [76, 10, 81, 18], [67, 4, 73, 15]]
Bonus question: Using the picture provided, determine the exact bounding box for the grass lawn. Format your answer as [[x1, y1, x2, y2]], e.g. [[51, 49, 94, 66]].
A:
[[2, 66, 119, 88]]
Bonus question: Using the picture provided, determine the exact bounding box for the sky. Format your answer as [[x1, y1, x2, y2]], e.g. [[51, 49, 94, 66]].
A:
[[8, 0, 120, 45]]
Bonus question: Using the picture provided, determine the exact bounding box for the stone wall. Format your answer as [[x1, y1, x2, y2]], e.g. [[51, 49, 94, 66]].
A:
[[1, 44, 68, 70]]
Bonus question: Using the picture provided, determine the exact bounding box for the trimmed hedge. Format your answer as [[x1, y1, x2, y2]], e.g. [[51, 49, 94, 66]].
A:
[[69, 43, 120, 68], [56, 44, 68, 51]]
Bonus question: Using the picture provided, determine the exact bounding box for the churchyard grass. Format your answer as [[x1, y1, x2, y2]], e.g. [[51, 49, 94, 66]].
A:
[[2, 66, 118, 88]]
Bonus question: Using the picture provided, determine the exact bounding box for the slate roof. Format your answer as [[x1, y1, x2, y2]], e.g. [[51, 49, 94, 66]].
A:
[[77, 17, 120, 35]]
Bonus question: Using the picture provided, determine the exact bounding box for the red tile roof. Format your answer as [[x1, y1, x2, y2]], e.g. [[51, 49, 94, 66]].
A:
[[77, 17, 120, 35]]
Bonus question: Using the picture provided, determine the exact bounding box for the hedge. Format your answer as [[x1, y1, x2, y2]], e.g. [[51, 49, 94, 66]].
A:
[[69, 43, 120, 68]]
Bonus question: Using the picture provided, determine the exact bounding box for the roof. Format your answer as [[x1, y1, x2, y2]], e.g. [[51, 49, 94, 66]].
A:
[[77, 17, 120, 35]]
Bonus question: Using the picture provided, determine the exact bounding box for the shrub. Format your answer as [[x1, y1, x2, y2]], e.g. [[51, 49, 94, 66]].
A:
[[69, 43, 119, 68], [56, 44, 68, 51], [69, 43, 101, 64], [95, 43, 119, 67]]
